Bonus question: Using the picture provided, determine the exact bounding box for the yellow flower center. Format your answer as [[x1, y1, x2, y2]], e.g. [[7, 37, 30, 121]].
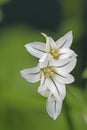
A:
[[43, 67, 54, 77], [50, 48, 59, 59]]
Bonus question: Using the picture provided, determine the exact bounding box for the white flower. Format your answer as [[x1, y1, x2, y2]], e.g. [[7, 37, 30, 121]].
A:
[[20, 54, 76, 119], [20, 31, 77, 120], [46, 92, 63, 120], [25, 31, 77, 66]]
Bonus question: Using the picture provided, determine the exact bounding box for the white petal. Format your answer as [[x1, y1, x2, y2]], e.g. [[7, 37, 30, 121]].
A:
[[54, 58, 77, 75], [38, 77, 60, 99], [53, 73, 74, 84], [56, 31, 73, 49], [38, 78, 50, 97], [46, 97, 62, 120], [39, 53, 49, 68], [47, 78, 59, 99], [20, 66, 40, 83], [41, 33, 57, 52], [59, 48, 76, 60], [48, 48, 77, 67], [52, 78, 66, 100], [49, 55, 75, 67], [46, 37, 57, 50], [40, 71, 45, 85], [25, 42, 45, 58]]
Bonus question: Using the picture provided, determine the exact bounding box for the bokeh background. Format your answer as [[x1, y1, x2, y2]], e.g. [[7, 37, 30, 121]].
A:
[[0, 0, 87, 130]]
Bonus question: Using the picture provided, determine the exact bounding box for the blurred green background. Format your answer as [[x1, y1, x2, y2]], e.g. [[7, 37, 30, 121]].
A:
[[0, 0, 87, 130]]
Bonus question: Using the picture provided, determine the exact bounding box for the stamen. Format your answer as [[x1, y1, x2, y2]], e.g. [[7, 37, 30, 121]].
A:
[[43, 67, 54, 77], [50, 48, 59, 59]]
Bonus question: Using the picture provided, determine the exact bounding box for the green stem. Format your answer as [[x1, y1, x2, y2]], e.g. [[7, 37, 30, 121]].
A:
[[64, 101, 74, 130]]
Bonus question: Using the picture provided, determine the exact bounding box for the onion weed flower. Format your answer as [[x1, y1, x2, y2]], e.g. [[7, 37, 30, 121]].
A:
[[25, 31, 77, 66], [20, 31, 77, 120], [20, 56, 76, 120]]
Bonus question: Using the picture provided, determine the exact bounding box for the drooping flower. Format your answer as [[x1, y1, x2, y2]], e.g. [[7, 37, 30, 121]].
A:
[[20, 31, 77, 120], [25, 31, 77, 66], [46, 92, 63, 120], [20, 54, 76, 119]]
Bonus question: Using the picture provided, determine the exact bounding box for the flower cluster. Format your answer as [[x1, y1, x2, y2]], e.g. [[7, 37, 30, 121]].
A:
[[20, 31, 77, 120]]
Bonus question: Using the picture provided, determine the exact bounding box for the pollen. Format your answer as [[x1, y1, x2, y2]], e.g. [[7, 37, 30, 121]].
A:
[[50, 48, 59, 59], [43, 67, 54, 77]]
